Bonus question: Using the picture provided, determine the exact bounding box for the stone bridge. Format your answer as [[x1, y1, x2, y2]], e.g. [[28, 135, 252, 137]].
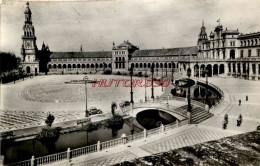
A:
[[122, 102, 188, 121]]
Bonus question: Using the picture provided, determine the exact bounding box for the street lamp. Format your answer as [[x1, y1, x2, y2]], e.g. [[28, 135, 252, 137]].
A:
[[204, 68, 209, 105], [145, 70, 147, 102], [187, 68, 192, 123], [171, 62, 174, 84], [151, 63, 155, 101], [129, 67, 134, 104], [83, 76, 89, 117]]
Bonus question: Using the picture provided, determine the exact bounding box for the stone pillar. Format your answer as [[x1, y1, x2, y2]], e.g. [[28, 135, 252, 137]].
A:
[[240, 63, 243, 79], [205, 104, 209, 113], [143, 129, 147, 138], [67, 148, 71, 160], [97, 141, 101, 152], [187, 111, 191, 124], [160, 124, 165, 133], [198, 67, 201, 78], [249, 63, 253, 80], [256, 64, 259, 80], [31, 156, 35, 166], [190, 63, 194, 78]]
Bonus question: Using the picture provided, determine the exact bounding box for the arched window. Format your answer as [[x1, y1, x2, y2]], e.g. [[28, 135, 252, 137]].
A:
[[48, 64, 52, 69], [168, 63, 171, 68], [144, 63, 147, 68], [100, 63, 103, 68], [77, 64, 81, 68], [58, 64, 61, 69], [68, 64, 72, 69], [135, 63, 138, 68], [53, 64, 57, 69], [82, 64, 85, 68], [63, 64, 66, 68], [108, 63, 112, 68], [156, 63, 159, 68], [95, 63, 98, 68], [164, 63, 167, 68], [140, 63, 143, 68], [73, 64, 76, 68], [91, 64, 94, 68], [148, 63, 151, 68], [87, 64, 90, 68], [160, 63, 163, 68]]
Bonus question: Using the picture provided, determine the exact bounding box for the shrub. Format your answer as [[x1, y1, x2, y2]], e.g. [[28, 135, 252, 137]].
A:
[[36, 127, 61, 144]]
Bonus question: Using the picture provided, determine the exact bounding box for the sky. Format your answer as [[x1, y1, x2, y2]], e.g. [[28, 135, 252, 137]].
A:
[[1, 0, 260, 57]]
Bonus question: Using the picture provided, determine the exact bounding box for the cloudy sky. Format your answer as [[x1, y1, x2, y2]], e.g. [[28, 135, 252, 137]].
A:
[[1, 0, 260, 57]]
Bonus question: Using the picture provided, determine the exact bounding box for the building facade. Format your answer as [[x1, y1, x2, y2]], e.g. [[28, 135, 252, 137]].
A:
[[17, 0, 256, 80]]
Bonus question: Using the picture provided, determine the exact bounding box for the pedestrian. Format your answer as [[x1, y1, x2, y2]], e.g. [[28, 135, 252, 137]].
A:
[[239, 99, 241, 106], [224, 114, 228, 124], [246, 95, 248, 101], [223, 120, 227, 129]]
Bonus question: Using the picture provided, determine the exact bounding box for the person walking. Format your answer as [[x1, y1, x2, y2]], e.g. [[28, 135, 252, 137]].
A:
[[237, 114, 243, 126], [224, 114, 228, 124]]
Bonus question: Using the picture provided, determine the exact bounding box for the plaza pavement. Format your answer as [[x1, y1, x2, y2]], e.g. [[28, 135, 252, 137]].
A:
[[47, 76, 260, 166], [0, 75, 164, 133]]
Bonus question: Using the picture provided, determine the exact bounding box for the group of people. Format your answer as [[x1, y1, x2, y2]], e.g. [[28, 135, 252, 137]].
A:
[[222, 114, 243, 129]]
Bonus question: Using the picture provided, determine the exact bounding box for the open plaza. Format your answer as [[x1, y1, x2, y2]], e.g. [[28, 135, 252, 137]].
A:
[[1, 0, 260, 165]]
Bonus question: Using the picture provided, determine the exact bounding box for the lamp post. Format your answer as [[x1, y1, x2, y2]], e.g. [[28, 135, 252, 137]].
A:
[[83, 76, 89, 117], [129, 67, 134, 104], [161, 68, 164, 92], [166, 63, 167, 77], [145, 70, 147, 102], [151, 63, 155, 101], [204, 68, 209, 105], [187, 68, 192, 123], [171, 62, 174, 84]]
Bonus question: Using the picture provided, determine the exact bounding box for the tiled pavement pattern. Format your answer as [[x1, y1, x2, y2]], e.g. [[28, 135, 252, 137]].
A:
[[140, 126, 233, 154], [73, 151, 138, 166], [0, 110, 84, 132]]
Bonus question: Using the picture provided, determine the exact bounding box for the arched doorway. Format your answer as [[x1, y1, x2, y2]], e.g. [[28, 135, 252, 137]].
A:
[[200, 64, 205, 77], [206, 64, 212, 77], [232, 63, 236, 73], [219, 64, 225, 74], [230, 50, 235, 59], [26, 66, 31, 74], [213, 64, 218, 75]]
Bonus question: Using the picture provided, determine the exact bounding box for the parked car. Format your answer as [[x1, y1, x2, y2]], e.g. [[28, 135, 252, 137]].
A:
[[88, 107, 102, 115], [119, 101, 130, 108]]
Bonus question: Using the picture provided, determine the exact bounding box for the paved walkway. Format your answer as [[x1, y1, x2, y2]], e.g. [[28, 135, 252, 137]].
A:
[[44, 77, 260, 166]]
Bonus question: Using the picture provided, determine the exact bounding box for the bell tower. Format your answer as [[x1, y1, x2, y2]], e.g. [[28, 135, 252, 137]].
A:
[[21, 2, 39, 74]]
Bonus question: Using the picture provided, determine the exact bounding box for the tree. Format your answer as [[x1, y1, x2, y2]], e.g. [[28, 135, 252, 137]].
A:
[[45, 112, 55, 127], [105, 114, 124, 136], [0, 52, 20, 73], [111, 101, 117, 117]]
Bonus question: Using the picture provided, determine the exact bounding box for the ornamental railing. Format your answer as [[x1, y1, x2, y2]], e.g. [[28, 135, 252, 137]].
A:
[[6, 118, 188, 166]]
